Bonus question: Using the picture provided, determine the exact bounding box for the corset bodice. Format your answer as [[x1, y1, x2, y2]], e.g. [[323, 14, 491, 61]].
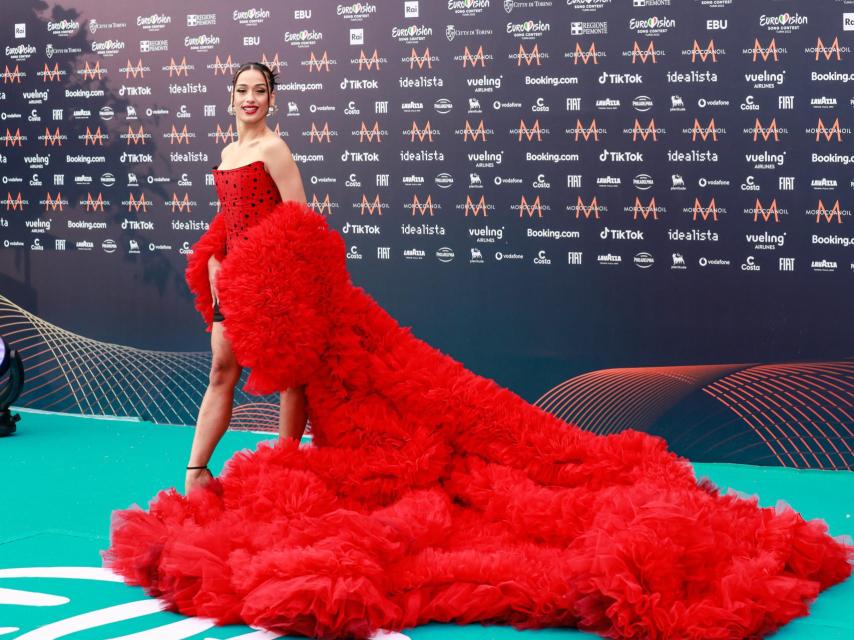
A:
[[212, 160, 282, 253]]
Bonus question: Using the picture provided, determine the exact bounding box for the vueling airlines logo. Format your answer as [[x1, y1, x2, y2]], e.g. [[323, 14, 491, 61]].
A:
[[515, 43, 542, 66], [2, 64, 24, 83], [463, 120, 488, 142], [572, 42, 599, 65], [44, 192, 64, 211], [308, 50, 331, 72], [815, 199, 843, 223], [691, 118, 719, 142], [409, 121, 435, 142], [464, 195, 488, 217], [518, 195, 543, 218], [310, 193, 333, 215], [309, 122, 332, 143], [462, 45, 488, 67], [752, 198, 780, 223], [83, 127, 105, 145], [631, 41, 658, 64], [750, 38, 780, 62], [165, 56, 191, 77], [212, 54, 238, 75], [691, 39, 720, 63], [127, 193, 151, 212], [360, 194, 383, 216], [39, 63, 63, 82], [123, 59, 145, 79], [214, 124, 236, 144], [633, 196, 659, 220], [815, 117, 843, 142], [409, 47, 433, 69], [575, 196, 600, 220], [692, 197, 720, 222], [412, 194, 435, 216], [359, 121, 383, 143], [83, 192, 105, 211], [357, 49, 382, 70], [169, 192, 192, 212], [813, 36, 842, 61]]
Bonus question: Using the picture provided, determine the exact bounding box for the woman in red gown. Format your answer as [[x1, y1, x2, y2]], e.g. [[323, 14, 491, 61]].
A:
[[103, 62, 853, 639]]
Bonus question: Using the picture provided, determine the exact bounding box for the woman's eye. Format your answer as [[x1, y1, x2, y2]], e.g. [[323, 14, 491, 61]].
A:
[[236, 89, 246, 93]]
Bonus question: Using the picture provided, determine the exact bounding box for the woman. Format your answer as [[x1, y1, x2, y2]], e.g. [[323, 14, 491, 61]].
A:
[[183, 62, 309, 495], [104, 62, 852, 639]]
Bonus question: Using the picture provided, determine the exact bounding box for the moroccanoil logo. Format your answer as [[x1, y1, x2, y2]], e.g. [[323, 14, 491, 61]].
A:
[[631, 41, 658, 64], [307, 50, 331, 71], [411, 194, 435, 216], [360, 194, 383, 216], [752, 198, 781, 223]]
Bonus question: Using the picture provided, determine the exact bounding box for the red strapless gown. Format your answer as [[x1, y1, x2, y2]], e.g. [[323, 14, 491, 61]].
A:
[[103, 163, 853, 639]]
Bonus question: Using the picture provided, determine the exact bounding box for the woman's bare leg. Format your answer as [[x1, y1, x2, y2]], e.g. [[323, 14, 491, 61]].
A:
[[185, 321, 243, 493], [279, 385, 308, 442]]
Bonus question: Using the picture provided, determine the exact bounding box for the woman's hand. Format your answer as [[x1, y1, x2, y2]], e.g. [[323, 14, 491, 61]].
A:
[[208, 255, 221, 305]]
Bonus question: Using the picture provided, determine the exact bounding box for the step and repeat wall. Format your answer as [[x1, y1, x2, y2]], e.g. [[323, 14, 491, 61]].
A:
[[1, 0, 853, 468]]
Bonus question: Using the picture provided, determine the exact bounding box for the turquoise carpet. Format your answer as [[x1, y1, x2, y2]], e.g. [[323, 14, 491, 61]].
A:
[[0, 408, 851, 639]]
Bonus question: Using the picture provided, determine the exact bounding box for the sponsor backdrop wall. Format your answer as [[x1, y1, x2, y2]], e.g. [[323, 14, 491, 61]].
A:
[[1, 0, 853, 469]]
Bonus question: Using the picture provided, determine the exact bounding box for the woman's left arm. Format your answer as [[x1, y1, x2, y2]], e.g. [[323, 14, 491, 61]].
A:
[[265, 140, 307, 203]]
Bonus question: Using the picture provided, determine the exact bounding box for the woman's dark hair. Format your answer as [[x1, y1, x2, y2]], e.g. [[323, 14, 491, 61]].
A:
[[230, 62, 278, 109]]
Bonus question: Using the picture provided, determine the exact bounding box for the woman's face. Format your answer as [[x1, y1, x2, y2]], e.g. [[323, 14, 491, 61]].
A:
[[231, 68, 275, 122]]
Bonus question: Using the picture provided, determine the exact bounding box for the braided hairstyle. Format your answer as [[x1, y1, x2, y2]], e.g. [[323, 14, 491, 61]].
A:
[[230, 62, 278, 114]]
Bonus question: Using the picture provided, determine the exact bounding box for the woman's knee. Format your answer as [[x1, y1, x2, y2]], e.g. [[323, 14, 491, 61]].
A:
[[209, 357, 241, 387]]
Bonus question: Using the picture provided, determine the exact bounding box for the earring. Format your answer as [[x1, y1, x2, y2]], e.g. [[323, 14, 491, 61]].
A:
[[227, 104, 235, 116], [267, 104, 278, 116]]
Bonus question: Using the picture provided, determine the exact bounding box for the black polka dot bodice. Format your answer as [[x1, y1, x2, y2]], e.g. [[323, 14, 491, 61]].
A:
[[212, 160, 283, 254]]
